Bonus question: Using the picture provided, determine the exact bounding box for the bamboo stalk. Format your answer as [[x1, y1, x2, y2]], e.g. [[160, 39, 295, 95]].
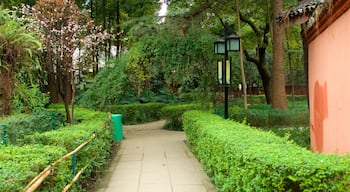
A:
[[24, 167, 52, 192], [52, 133, 96, 167], [61, 165, 89, 192], [24, 133, 96, 192]]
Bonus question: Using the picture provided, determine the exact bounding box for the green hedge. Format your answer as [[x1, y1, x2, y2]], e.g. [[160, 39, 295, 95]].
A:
[[162, 103, 210, 131], [183, 111, 350, 191], [102, 102, 166, 124], [1, 106, 113, 191], [0, 109, 61, 145], [0, 145, 71, 192], [228, 105, 309, 128], [21, 108, 112, 189]]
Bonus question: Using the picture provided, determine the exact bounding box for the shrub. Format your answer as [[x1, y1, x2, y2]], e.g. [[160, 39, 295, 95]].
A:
[[2, 106, 113, 191], [183, 111, 350, 191], [162, 103, 210, 131], [21, 108, 112, 184], [76, 59, 127, 109], [0, 145, 71, 192], [269, 127, 310, 149], [0, 109, 62, 145], [12, 84, 50, 114], [103, 102, 166, 124], [226, 103, 309, 128]]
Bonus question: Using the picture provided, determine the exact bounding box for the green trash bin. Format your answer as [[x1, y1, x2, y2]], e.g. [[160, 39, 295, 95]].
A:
[[111, 114, 123, 141]]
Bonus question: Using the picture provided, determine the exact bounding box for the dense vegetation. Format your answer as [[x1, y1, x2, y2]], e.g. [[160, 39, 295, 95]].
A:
[[0, 106, 112, 191], [183, 111, 350, 191], [1, 0, 342, 191]]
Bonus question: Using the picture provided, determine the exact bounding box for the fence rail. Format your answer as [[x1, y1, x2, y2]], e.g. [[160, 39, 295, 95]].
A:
[[24, 133, 97, 192]]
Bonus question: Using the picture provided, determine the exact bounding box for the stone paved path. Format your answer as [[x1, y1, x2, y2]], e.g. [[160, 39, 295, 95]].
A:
[[95, 120, 216, 192]]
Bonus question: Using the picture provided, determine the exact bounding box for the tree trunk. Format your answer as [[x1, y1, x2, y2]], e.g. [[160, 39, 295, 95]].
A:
[[236, 0, 248, 109], [48, 72, 59, 103], [0, 68, 12, 116], [272, 0, 287, 110], [240, 13, 272, 104], [57, 70, 73, 123], [244, 46, 272, 104], [257, 59, 272, 104]]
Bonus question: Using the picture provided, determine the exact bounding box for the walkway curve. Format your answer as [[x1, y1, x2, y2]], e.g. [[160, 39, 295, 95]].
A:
[[95, 120, 216, 192]]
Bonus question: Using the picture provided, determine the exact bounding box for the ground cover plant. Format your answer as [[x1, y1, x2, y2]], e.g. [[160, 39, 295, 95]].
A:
[[183, 111, 350, 191]]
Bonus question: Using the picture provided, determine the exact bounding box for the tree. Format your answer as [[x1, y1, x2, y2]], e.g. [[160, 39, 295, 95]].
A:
[[272, 0, 287, 110], [166, 0, 274, 103], [23, 0, 110, 123], [0, 8, 41, 116]]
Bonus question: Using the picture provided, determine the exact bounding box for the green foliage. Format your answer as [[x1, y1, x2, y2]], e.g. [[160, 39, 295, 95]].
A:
[[0, 145, 70, 192], [103, 102, 166, 125], [162, 103, 210, 131], [0, 0, 36, 8], [23, 107, 112, 190], [0, 7, 42, 115], [183, 111, 350, 191], [77, 58, 127, 109], [270, 127, 310, 149], [0, 109, 62, 145], [1, 106, 112, 191], [12, 84, 49, 114], [214, 98, 309, 128]]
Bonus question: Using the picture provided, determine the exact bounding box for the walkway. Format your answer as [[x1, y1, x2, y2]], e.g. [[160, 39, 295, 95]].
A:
[[95, 120, 216, 192]]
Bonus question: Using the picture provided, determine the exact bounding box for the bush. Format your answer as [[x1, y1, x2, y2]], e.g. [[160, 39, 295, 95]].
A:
[[76, 59, 127, 109], [21, 108, 112, 185], [1, 106, 113, 191], [103, 102, 166, 124], [269, 127, 310, 149], [183, 111, 350, 191], [0, 145, 70, 192], [12, 84, 50, 114], [0, 109, 62, 145], [162, 103, 210, 131], [226, 103, 309, 128]]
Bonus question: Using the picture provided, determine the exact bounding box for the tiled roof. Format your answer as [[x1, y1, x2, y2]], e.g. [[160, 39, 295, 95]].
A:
[[276, 0, 325, 23]]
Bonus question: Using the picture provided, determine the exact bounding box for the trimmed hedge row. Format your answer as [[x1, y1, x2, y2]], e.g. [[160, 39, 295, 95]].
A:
[[162, 103, 210, 131], [183, 111, 350, 191], [0, 106, 113, 191], [102, 102, 166, 125], [229, 106, 309, 128], [0, 110, 62, 145], [0, 145, 70, 192]]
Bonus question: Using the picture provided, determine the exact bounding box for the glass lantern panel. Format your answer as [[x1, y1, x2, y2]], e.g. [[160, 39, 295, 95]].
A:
[[215, 43, 225, 54], [227, 38, 240, 52], [217, 60, 223, 84], [226, 60, 231, 84]]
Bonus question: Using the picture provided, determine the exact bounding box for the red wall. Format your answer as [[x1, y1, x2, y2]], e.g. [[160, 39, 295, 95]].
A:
[[309, 8, 350, 154]]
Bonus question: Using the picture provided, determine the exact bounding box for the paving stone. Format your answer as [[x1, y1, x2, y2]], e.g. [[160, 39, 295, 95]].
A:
[[95, 120, 216, 192]]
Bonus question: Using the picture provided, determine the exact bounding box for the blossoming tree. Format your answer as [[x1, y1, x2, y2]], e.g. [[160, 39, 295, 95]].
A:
[[22, 0, 112, 123]]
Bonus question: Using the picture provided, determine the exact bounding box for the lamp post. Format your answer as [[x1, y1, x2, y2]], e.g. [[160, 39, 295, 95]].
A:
[[214, 23, 240, 119]]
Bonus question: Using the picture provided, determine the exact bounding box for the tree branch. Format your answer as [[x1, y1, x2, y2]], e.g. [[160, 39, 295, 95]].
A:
[[263, 23, 270, 45], [244, 50, 258, 65], [239, 11, 260, 35]]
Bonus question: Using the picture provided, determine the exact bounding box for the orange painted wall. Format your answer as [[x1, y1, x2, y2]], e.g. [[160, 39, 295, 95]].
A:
[[309, 8, 350, 154]]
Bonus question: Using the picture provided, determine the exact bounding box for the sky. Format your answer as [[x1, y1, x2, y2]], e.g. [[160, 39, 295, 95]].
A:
[[158, 0, 168, 17]]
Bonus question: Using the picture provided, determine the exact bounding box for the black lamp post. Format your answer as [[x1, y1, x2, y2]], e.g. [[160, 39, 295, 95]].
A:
[[214, 23, 240, 119]]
